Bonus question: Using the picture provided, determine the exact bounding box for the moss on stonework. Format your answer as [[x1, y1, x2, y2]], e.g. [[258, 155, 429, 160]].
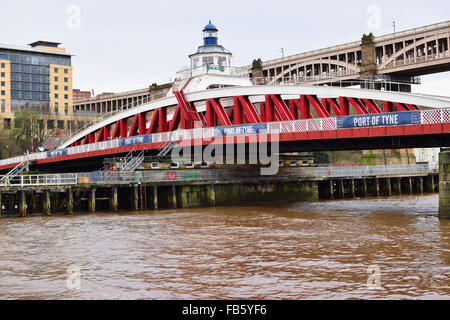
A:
[[361, 153, 378, 166]]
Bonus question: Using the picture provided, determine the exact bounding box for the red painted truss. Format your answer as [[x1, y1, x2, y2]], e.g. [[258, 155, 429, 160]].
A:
[[70, 92, 420, 147]]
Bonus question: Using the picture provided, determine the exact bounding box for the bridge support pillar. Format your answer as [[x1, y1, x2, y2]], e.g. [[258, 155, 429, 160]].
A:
[[43, 191, 51, 216], [133, 186, 139, 211], [337, 180, 345, 199], [153, 186, 158, 210], [110, 187, 118, 212], [88, 188, 96, 213], [209, 184, 216, 206], [66, 188, 73, 215], [439, 150, 450, 219]]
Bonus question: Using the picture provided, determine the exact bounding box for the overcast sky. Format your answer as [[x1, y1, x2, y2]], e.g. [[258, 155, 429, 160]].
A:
[[0, 0, 449, 95]]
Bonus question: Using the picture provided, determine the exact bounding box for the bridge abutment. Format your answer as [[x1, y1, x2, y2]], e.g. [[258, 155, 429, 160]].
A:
[[439, 150, 450, 219]]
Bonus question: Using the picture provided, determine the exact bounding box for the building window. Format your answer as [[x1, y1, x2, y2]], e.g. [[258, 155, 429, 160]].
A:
[[1, 99, 5, 112], [54, 76, 58, 81], [218, 56, 228, 66], [64, 77, 68, 82], [64, 86, 68, 91], [77, 121, 84, 129], [55, 94, 59, 99], [54, 68, 58, 73], [202, 56, 214, 66], [54, 85, 58, 90], [1, 63, 4, 68], [64, 69, 68, 74], [65, 103, 69, 115], [1, 72, 4, 77], [1, 91, 5, 96], [58, 120, 65, 130], [64, 94, 68, 99], [1, 81, 4, 86], [4, 118, 11, 130], [47, 120, 54, 129]]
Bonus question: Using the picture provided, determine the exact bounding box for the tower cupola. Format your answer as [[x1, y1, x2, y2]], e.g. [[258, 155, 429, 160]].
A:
[[203, 21, 219, 45]]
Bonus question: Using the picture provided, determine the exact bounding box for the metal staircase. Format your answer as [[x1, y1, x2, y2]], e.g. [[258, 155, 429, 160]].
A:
[[157, 141, 178, 157], [120, 150, 145, 172], [0, 159, 31, 185], [103, 149, 145, 180]]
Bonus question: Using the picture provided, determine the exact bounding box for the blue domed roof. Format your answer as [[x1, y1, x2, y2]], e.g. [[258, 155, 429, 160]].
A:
[[203, 20, 218, 31]]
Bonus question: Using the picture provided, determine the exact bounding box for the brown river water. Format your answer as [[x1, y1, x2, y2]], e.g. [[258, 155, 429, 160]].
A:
[[0, 194, 449, 300]]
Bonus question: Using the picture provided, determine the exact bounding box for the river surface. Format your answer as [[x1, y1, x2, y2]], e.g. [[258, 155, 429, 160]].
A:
[[0, 194, 449, 300]]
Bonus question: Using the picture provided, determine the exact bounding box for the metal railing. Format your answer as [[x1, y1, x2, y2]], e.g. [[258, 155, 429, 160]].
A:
[[0, 164, 435, 188], [250, 76, 421, 89], [176, 65, 249, 80], [0, 174, 78, 187], [260, 21, 450, 67], [313, 164, 430, 178]]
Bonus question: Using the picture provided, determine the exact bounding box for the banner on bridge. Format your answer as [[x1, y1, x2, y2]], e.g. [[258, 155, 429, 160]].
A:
[[119, 135, 152, 147], [47, 149, 68, 158], [337, 112, 421, 129], [215, 123, 267, 137]]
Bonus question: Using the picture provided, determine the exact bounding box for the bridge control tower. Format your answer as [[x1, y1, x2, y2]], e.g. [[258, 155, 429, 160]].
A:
[[189, 21, 233, 77], [172, 21, 251, 94]]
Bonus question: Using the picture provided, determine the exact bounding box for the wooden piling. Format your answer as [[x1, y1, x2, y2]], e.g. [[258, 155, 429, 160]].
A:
[[153, 186, 158, 210], [111, 187, 118, 212], [386, 178, 392, 196], [133, 186, 139, 211], [88, 188, 96, 213], [362, 179, 368, 197], [337, 180, 345, 199], [43, 191, 51, 216], [171, 185, 177, 209], [67, 188, 74, 215], [209, 184, 216, 206]]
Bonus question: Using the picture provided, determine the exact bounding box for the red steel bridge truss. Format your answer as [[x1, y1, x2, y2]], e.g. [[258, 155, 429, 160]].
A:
[[70, 88, 423, 147], [0, 85, 449, 171]]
